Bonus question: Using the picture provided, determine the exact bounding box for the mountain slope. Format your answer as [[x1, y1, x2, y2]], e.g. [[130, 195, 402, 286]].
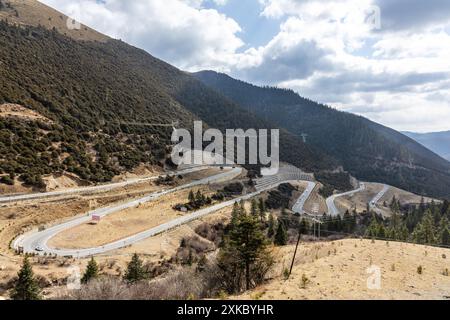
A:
[[194, 71, 450, 199], [0, 1, 338, 191], [0, 0, 107, 41], [403, 131, 450, 161]]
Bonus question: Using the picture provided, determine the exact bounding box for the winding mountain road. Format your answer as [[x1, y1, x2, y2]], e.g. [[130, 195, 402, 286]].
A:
[[292, 182, 317, 214], [13, 166, 311, 258], [0, 166, 209, 204], [326, 182, 366, 216]]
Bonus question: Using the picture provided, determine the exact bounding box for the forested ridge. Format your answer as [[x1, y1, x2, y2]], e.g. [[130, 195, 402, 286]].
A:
[[0, 21, 195, 187], [195, 71, 450, 199]]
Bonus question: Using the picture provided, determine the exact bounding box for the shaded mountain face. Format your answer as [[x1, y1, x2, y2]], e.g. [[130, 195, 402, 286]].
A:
[[0, 1, 338, 190], [194, 71, 450, 199], [403, 131, 450, 162]]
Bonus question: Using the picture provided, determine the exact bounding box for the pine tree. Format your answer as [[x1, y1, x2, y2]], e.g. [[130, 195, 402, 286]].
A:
[[390, 211, 401, 229], [274, 222, 288, 246], [219, 210, 270, 291], [240, 200, 246, 213], [250, 199, 258, 218], [441, 228, 449, 246], [11, 256, 41, 300], [231, 201, 241, 225], [188, 190, 195, 205], [81, 257, 99, 284], [258, 198, 266, 223], [267, 214, 276, 238], [378, 223, 386, 238], [124, 253, 147, 283], [439, 216, 450, 245], [195, 190, 203, 207], [419, 197, 426, 213], [343, 210, 355, 233], [441, 200, 449, 216], [366, 218, 380, 238], [413, 210, 436, 245], [399, 224, 409, 241]]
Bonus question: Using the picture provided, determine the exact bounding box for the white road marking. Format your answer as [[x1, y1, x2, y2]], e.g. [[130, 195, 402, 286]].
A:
[[326, 183, 366, 216], [292, 182, 317, 214]]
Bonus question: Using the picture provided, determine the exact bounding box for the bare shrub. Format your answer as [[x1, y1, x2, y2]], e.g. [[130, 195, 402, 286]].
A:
[[144, 260, 172, 279], [187, 236, 215, 253], [194, 222, 225, 245], [60, 277, 131, 300], [134, 269, 206, 300], [35, 275, 52, 288], [174, 235, 215, 265], [417, 266, 423, 274], [300, 274, 310, 289]]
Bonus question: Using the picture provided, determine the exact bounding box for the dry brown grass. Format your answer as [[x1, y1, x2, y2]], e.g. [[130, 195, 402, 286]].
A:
[[0, 0, 108, 42], [235, 239, 450, 300]]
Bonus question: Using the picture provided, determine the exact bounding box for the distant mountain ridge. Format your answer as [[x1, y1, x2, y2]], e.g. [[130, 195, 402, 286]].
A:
[[194, 71, 450, 199], [403, 131, 450, 161]]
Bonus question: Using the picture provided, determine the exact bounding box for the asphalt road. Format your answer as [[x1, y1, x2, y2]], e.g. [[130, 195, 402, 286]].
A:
[[326, 182, 366, 216], [292, 182, 317, 214], [0, 166, 208, 204], [14, 169, 309, 258], [369, 184, 390, 214]]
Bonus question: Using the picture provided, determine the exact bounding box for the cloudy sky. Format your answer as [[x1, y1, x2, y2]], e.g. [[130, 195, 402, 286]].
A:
[[40, 0, 450, 133]]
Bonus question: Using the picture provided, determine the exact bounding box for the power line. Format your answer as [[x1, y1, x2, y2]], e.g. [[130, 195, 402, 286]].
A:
[[297, 227, 450, 249]]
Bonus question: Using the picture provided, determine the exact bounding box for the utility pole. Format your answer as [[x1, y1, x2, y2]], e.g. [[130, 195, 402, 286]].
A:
[[318, 222, 321, 240], [289, 229, 302, 278], [313, 220, 316, 239], [289, 210, 324, 278], [312, 203, 320, 240]]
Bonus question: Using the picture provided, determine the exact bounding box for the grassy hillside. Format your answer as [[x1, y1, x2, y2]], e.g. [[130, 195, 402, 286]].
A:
[[194, 71, 450, 199]]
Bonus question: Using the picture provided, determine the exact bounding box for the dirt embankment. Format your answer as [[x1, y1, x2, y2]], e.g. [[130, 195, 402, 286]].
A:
[[0, 103, 53, 123]]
